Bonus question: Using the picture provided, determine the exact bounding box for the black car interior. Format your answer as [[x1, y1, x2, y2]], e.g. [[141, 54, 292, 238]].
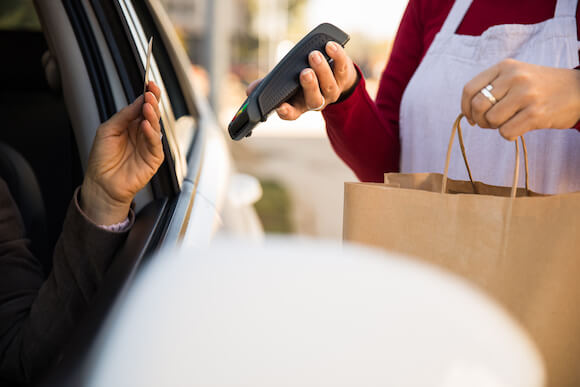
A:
[[0, 29, 83, 275], [0, 141, 50, 272]]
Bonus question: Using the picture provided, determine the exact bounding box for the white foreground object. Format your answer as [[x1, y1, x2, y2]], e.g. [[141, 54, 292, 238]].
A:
[[88, 237, 545, 387]]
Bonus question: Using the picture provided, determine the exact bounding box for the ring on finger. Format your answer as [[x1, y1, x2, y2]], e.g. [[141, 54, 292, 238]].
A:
[[310, 96, 326, 112], [480, 84, 497, 105]]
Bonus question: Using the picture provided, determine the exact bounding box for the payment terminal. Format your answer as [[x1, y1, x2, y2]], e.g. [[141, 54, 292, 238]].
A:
[[228, 23, 349, 140]]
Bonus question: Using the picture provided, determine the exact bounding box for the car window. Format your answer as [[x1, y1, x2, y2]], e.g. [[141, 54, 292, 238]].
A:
[[130, 0, 198, 159], [106, 0, 186, 187], [130, 1, 189, 120], [112, 0, 193, 184]]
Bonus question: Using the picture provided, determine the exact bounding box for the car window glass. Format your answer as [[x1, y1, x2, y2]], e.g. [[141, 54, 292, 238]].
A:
[[93, 0, 182, 192], [130, 0, 197, 158], [132, 4, 188, 120], [0, 0, 41, 31]]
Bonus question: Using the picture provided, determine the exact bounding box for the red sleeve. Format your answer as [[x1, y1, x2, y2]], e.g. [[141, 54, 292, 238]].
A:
[[322, 66, 399, 183], [322, 0, 419, 182], [322, 0, 452, 182]]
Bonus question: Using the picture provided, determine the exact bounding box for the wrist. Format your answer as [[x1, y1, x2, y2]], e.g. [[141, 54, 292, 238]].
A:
[[336, 64, 362, 104], [80, 178, 132, 226]]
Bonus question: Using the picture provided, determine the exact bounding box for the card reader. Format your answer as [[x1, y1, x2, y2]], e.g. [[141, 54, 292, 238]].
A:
[[228, 23, 350, 140]]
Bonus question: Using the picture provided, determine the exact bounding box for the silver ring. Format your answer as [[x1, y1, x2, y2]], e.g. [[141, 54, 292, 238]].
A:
[[480, 84, 497, 105], [310, 97, 326, 111]]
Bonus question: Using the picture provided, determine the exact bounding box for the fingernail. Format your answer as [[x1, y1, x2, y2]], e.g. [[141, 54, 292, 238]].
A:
[[310, 51, 322, 65], [302, 69, 314, 82], [277, 106, 288, 116], [327, 41, 338, 52]]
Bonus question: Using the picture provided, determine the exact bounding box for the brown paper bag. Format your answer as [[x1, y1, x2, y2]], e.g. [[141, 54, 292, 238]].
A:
[[343, 115, 580, 387]]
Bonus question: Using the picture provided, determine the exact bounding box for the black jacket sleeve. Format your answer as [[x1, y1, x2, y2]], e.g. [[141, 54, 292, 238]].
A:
[[0, 179, 133, 384]]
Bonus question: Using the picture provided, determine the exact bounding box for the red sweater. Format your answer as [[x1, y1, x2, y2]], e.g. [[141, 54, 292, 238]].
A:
[[323, 0, 580, 182]]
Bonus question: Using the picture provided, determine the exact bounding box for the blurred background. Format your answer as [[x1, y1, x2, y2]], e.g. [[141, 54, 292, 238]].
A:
[[163, 0, 406, 239]]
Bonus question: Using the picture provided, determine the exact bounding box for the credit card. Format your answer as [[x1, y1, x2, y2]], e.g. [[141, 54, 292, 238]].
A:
[[143, 37, 153, 95]]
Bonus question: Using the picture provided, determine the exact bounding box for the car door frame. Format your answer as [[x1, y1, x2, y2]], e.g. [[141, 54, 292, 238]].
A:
[[32, 1, 186, 384]]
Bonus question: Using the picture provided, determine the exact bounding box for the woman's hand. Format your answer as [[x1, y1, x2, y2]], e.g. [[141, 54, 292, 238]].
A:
[[80, 81, 164, 225], [246, 41, 358, 120], [461, 59, 580, 141]]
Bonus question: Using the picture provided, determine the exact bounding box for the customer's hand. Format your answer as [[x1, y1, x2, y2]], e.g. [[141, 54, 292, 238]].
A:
[[461, 59, 580, 140], [80, 81, 163, 225], [246, 41, 358, 120]]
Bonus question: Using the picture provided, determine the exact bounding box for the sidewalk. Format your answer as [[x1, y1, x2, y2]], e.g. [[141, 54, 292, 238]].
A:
[[227, 110, 357, 240]]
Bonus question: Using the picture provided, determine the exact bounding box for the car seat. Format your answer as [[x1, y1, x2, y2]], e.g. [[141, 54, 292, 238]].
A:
[[0, 142, 50, 275], [0, 29, 83, 271]]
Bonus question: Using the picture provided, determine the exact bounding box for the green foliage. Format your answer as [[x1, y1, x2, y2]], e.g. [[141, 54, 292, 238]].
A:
[[254, 180, 294, 233]]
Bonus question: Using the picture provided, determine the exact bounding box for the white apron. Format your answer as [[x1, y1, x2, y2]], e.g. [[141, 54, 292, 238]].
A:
[[399, 0, 580, 194]]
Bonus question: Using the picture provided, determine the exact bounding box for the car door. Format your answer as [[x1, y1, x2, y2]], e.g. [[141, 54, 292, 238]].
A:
[[33, 0, 261, 384]]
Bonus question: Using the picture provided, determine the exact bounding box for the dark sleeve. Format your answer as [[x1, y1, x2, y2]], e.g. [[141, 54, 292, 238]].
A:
[[322, 0, 426, 182], [0, 180, 134, 384]]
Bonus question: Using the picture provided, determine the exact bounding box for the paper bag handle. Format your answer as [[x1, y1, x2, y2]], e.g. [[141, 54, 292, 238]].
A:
[[441, 114, 529, 198]]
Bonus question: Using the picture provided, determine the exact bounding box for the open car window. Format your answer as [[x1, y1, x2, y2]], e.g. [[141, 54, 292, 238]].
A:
[[130, 0, 199, 160], [113, 0, 189, 185]]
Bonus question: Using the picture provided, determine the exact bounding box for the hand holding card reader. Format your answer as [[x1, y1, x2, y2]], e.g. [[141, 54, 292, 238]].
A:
[[228, 23, 349, 140]]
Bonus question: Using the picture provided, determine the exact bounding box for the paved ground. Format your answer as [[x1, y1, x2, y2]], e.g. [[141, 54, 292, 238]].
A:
[[228, 111, 357, 241]]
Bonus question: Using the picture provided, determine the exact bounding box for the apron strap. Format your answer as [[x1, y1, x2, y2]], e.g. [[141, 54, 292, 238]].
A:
[[439, 0, 474, 35], [555, 0, 578, 17], [440, 0, 578, 30]]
